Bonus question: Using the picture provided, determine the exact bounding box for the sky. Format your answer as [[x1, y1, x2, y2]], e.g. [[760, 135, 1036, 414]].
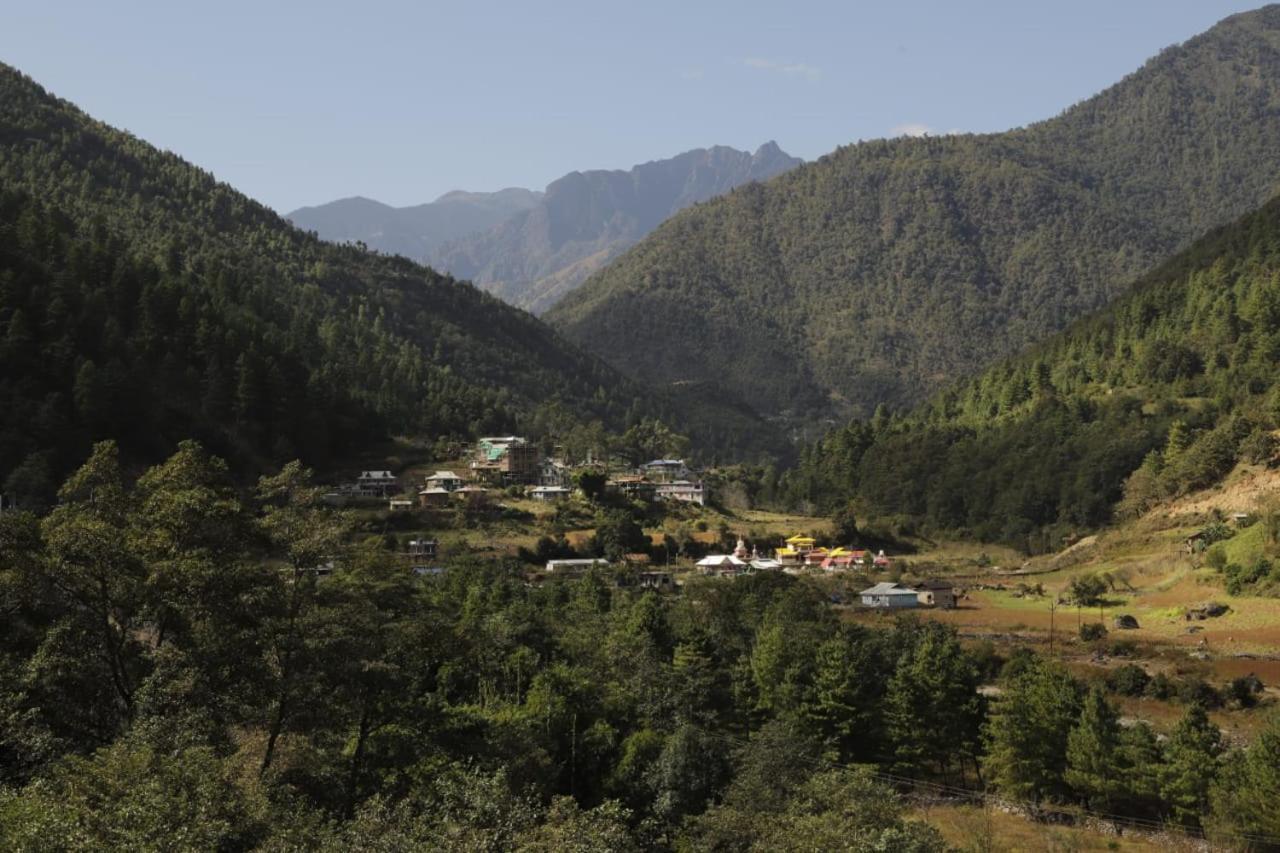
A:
[[2, 0, 1263, 213]]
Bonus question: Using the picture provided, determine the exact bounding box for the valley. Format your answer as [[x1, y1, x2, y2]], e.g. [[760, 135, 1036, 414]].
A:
[[8, 4, 1280, 850]]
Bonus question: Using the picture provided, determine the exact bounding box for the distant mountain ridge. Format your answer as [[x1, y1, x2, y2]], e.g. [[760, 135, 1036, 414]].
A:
[[289, 143, 801, 314], [547, 6, 1280, 418], [286, 187, 542, 260], [432, 142, 802, 313]]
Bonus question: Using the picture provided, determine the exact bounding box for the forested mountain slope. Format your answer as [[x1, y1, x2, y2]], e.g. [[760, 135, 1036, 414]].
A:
[[549, 6, 1280, 417], [0, 65, 777, 504], [780, 191, 1280, 551], [286, 188, 542, 260], [431, 142, 801, 314]]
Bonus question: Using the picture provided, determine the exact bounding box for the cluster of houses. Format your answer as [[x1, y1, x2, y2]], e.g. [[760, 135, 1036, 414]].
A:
[[541, 558, 677, 592], [595, 459, 706, 506], [775, 534, 891, 570], [333, 437, 710, 511], [692, 534, 892, 575], [334, 445, 960, 610], [687, 534, 959, 609]]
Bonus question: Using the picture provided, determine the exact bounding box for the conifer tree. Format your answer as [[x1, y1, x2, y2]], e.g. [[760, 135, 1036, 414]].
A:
[[1158, 704, 1223, 826], [885, 625, 981, 780], [982, 658, 1082, 803], [1208, 713, 1280, 843], [1064, 686, 1122, 811]]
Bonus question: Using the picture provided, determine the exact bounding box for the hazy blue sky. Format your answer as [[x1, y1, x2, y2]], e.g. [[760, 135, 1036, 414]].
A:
[[3, 0, 1261, 213]]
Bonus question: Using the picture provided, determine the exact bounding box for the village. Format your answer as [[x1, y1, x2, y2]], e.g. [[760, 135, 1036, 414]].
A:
[[327, 436, 706, 509], [315, 434, 970, 610]]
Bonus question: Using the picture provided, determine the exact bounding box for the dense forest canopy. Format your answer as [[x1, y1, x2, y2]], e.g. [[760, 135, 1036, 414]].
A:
[[3, 444, 1280, 849], [0, 64, 783, 501], [778, 191, 1280, 551], [549, 6, 1280, 420]]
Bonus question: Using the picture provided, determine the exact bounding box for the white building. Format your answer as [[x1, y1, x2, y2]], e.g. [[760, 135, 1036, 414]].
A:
[[530, 485, 571, 502], [695, 554, 747, 575], [355, 470, 398, 497], [655, 480, 705, 506], [859, 582, 919, 609], [545, 558, 610, 574]]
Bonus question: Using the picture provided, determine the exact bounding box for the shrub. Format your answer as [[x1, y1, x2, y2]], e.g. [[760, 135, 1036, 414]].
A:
[[1108, 664, 1151, 696], [999, 646, 1037, 682], [1080, 622, 1108, 642], [1108, 640, 1137, 658], [1145, 672, 1175, 700], [1225, 675, 1265, 708], [967, 640, 1004, 682], [1069, 574, 1108, 606], [1225, 558, 1271, 595], [1240, 427, 1277, 465], [1177, 677, 1222, 709], [1204, 544, 1227, 572]]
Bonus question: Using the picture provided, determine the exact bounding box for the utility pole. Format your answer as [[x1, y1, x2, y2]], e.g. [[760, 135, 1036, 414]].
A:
[[1049, 599, 1056, 657]]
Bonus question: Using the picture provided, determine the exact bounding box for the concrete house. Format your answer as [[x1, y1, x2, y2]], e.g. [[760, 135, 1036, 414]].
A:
[[859, 582, 919, 609], [607, 475, 656, 500], [545, 558, 610, 577], [641, 459, 691, 482], [530, 485, 571, 502], [654, 480, 705, 506], [355, 470, 398, 497], [639, 571, 676, 592], [695, 554, 747, 576], [425, 470, 464, 492], [540, 459, 572, 487], [471, 436, 541, 484], [418, 487, 451, 507], [407, 538, 438, 561], [915, 579, 958, 609]]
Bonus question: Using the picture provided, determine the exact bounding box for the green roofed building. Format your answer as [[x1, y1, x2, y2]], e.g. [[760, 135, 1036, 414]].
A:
[[470, 436, 541, 484]]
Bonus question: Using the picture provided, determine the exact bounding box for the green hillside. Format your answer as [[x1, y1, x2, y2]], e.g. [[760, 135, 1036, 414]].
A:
[[548, 6, 1280, 419], [780, 191, 1280, 550], [0, 65, 778, 503]]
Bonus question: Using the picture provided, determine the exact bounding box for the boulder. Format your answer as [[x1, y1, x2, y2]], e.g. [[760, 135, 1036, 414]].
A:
[[1186, 602, 1230, 620]]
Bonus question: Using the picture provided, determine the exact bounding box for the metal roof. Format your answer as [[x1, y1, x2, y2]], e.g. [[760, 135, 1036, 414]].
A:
[[859, 582, 918, 596]]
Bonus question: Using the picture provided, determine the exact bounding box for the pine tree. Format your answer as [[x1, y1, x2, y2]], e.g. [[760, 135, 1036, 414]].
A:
[[805, 632, 883, 762], [982, 658, 1082, 803], [1158, 704, 1223, 826], [885, 625, 981, 779], [1208, 713, 1280, 843], [1064, 686, 1123, 811], [1115, 722, 1163, 819]]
